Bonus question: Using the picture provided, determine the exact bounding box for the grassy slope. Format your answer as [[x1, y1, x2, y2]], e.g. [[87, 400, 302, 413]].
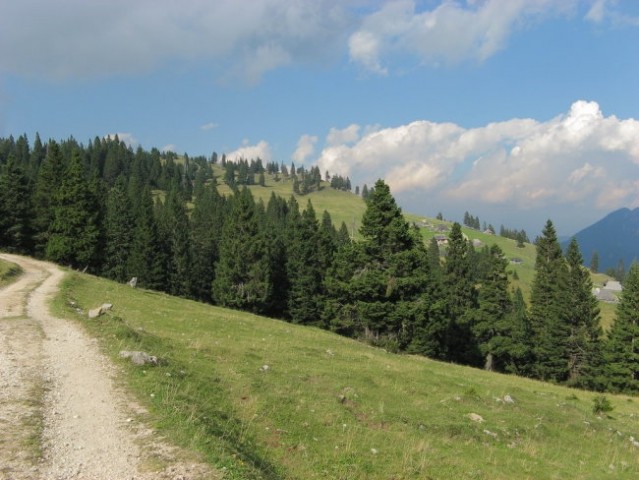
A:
[[213, 167, 367, 237], [0, 257, 23, 287], [55, 272, 639, 480]]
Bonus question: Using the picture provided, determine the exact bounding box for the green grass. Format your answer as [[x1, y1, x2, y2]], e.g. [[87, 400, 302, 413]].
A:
[[54, 272, 639, 479], [0, 258, 23, 287]]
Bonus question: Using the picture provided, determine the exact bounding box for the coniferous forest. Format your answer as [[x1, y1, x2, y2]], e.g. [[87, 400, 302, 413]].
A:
[[1, 134, 638, 394]]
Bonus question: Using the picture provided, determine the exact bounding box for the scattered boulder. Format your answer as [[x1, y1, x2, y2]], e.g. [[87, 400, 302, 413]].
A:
[[503, 394, 515, 404], [467, 413, 484, 423], [88, 303, 113, 319], [259, 364, 270, 372], [128, 277, 138, 288], [119, 350, 159, 366]]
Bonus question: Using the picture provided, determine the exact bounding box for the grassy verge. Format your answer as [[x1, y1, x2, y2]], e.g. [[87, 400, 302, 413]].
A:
[[0, 258, 23, 287], [53, 271, 639, 479]]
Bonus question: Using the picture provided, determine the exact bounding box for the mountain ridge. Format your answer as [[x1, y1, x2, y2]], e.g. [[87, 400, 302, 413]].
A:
[[565, 207, 639, 273]]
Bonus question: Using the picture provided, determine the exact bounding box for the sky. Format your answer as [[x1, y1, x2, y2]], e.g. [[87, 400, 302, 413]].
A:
[[1, 0, 638, 236]]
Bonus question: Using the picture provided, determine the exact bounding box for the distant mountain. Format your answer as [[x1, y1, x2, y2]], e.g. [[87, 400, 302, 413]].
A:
[[564, 208, 639, 273]]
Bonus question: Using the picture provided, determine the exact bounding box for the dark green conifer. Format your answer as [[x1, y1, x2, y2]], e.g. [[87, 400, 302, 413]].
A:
[[529, 220, 570, 381], [102, 177, 134, 282], [0, 156, 33, 252], [604, 262, 639, 393], [564, 238, 602, 385], [45, 149, 100, 269], [212, 188, 270, 312]]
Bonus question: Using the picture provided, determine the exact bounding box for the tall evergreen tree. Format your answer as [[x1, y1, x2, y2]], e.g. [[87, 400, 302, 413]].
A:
[[443, 222, 481, 365], [564, 238, 602, 385], [604, 262, 639, 393], [472, 245, 513, 371], [287, 200, 323, 325], [127, 186, 166, 290], [0, 156, 33, 253], [212, 188, 270, 312], [529, 220, 570, 382], [102, 177, 134, 282], [32, 141, 66, 256], [360, 179, 414, 261], [45, 149, 100, 269], [190, 184, 224, 302], [160, 186, 192, 297]]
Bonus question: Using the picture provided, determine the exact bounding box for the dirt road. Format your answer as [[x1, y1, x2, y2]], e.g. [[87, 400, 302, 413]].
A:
[[0, 254, 214, 480]]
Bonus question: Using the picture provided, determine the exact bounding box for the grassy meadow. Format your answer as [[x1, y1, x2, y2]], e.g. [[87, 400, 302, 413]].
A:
[[53, 271, 639, 480]]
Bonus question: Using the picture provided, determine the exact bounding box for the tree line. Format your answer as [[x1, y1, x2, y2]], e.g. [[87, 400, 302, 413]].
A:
[[1, 134, 638, 394]]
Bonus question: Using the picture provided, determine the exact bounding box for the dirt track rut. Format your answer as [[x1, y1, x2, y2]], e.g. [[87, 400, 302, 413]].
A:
[[0, 254, 214, 480]]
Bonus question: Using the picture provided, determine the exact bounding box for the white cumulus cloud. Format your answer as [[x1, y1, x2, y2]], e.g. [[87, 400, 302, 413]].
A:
[[326, 124, 361, 146], [318, 100, 639, 231], [349, 0, 573, 73], [226, 140, 272, 163], [292, 134, 318, 163]]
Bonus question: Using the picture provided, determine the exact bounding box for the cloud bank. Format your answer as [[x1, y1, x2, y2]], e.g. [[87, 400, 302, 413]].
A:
[[226, 140, 272, 163], [348, 0, 574, 73], [0, 0, 351, 82], [317, 101, 639, 230], [2, 1, 621, 82]]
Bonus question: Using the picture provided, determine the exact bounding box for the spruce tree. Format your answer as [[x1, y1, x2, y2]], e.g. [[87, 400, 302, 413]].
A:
[[317, 210, 338, 272], [564, 238, 602, 385], [360, 179, 414, 261], [442, 222, 481, 365], [604, 262, 639, 393], [287, 200, 323, 325], [0, 156, 33, 253], [212, 188, 270, 312], [127, 186, 166, 290], [529, 220, 570, 382], [190, 184, 224, 302], [102, 177, 134, 282], [32, 141, 66, 256], [161, 186, 192, 297], [45, 149, 100, 269], [472, 245, 513, 371], [502, 287, 534, 375]]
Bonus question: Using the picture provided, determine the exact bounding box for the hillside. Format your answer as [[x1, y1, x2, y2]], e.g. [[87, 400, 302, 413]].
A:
[[211, 167, 616, 328], [54, 270, 639, 479], [564, 207, 639, 273], [212, 164, 367, 237]]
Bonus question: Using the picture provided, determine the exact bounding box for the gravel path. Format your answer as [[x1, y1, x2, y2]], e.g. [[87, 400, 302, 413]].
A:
[[0, 254, 215, 480]]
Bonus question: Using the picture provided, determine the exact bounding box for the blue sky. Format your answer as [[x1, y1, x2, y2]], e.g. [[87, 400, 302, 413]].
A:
[[1, 0, 638, 236]]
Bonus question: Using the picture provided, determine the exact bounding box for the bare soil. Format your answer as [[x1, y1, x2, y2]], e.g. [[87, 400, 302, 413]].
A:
[[0, 254, 217, 480]]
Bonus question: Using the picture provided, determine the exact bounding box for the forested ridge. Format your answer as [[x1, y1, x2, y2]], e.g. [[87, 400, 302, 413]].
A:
[[1, 134, 638, 394]]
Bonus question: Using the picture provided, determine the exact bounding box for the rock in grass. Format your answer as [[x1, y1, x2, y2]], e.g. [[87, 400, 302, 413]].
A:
[[88, 303, 113, 318], [467, 413, 484, 423], [119, 350, 159, 366]]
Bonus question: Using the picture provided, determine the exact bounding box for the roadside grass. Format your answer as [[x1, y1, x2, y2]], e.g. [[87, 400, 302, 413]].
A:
[[0, 257, 23, 287], [54, 271, 639, 479]]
